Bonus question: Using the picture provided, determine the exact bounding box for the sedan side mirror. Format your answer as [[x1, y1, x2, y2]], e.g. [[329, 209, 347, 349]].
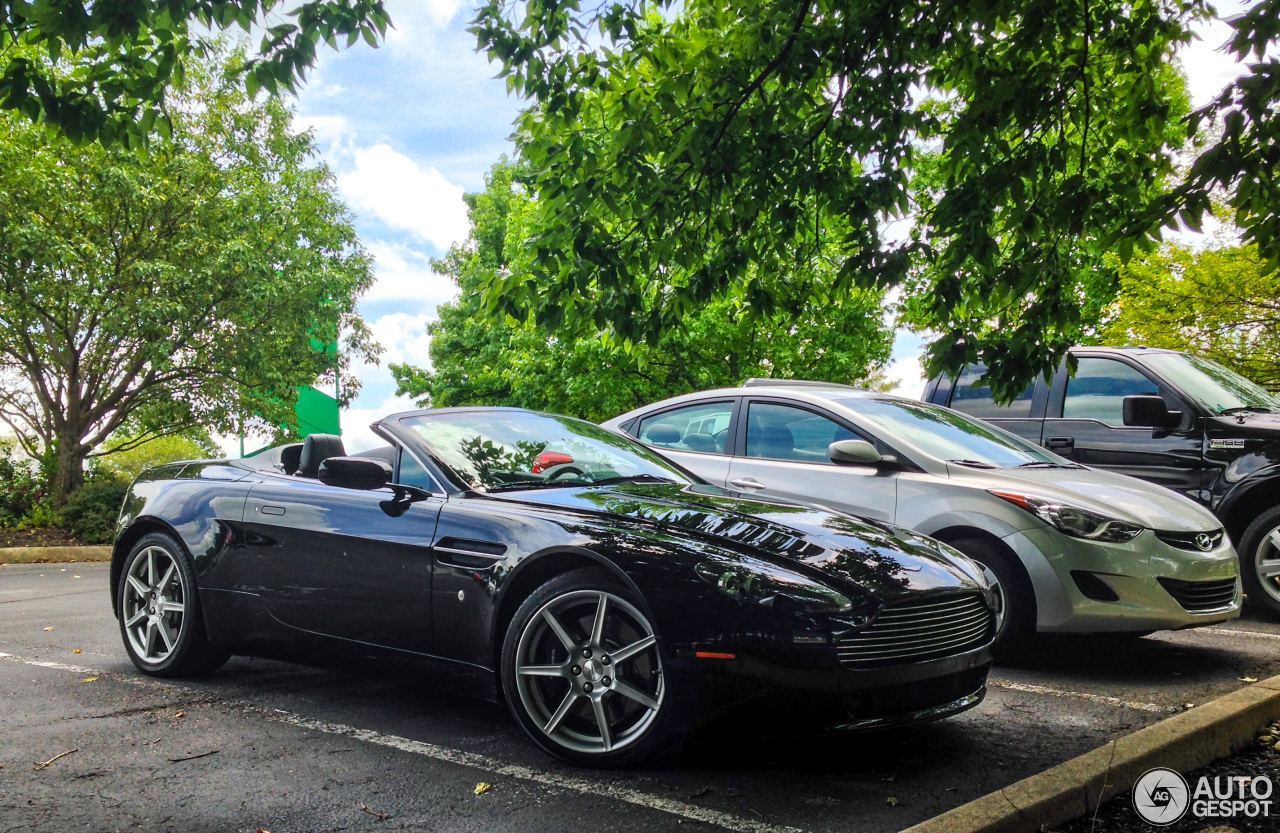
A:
[[1123, 395, 1181, 429], [829, 439, 894, 466], [318, 456, 393, 491]]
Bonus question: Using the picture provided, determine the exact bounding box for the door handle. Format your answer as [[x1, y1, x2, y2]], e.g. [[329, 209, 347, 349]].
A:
[[260, 505, 286, 516], [1045, 436, 1075, 453], [729, 477, 765, 491]]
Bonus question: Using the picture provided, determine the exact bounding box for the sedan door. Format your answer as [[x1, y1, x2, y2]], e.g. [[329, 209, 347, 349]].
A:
[[725, 399, 897, 521], [242, 449, 443, 655]]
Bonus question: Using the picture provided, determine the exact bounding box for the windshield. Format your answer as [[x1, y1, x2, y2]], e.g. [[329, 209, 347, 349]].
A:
[[839, 398, 1063, 469], [1143, 353, 1279, 415], [403, 411, 694, 491]]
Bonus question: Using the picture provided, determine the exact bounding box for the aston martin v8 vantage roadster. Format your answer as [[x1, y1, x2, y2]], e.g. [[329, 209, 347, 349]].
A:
[[111, 407, 997, 765]]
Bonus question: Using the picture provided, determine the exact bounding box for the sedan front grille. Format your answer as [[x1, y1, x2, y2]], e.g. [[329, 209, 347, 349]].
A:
[[1155, 529, 1225, 552], [1158, 577, 1238, 612], [836, 594, 994, 667]]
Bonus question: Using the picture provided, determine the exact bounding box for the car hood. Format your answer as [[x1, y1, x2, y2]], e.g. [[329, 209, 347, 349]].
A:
[[500, 482, 983, 602], [972, 465, 1221, 532]]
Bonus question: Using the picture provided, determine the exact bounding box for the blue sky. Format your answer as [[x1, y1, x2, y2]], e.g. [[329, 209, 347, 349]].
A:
[[272, 0, 1255, 452]]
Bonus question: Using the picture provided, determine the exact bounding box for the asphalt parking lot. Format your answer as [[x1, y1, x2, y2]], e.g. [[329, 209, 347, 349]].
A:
[[4, 562, 1280, 833]]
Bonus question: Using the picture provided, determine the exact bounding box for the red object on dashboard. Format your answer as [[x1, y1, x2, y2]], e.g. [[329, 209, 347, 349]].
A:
[[532, 452, 575, 473]]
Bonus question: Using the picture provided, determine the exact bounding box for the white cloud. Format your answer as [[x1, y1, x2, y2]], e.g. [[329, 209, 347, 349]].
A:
[[338, 144, 471, 251], [385, 0, 466, 47], [886, 355, 927, 400], [341, 393, 423, 452], [293, 112, 350, 146], [368, 311, 437, 367], [363, 239, 461, 306]]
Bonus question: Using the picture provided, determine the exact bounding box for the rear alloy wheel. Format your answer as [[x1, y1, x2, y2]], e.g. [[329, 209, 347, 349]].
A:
[[502, 570, 676, 766], [117, 532, 229, 677], [1240, 507, 1280, 618]]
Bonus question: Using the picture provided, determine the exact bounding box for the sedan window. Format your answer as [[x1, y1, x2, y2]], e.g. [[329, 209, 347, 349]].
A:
[[746, 402, 858, 463], [637, 401, 733, 455], [840, 398, 1062, 468]]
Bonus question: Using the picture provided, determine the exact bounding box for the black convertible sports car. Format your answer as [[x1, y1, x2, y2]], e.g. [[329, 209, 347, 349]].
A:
[[111, 407, 997, 765]]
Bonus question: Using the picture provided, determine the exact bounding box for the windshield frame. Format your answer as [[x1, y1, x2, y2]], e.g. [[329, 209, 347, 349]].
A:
[[386, 408, 704, 494], [833, 396, 1070, 470], [1139, 352, 1280, 416]]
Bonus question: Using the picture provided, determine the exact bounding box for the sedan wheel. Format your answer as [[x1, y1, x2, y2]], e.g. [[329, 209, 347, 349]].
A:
[[502, 570, 677, 765], [1241, 507, 1280, 618], [117, 532, 230, 677]]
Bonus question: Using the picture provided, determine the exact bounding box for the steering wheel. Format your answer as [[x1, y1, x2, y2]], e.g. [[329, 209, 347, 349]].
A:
[[545, 465, 585, 481]]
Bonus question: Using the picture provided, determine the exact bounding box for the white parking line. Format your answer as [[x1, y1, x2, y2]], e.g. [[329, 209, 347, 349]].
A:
[[987, 679, 1170, 713], [1201, 628, 1280, 641], [0, 651, 801, 833]]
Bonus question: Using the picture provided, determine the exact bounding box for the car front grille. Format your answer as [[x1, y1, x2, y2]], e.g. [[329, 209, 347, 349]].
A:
[[836, 593, 994, 667], [1158, 577, 1238, 612], [1154, 529, 1226, 552]]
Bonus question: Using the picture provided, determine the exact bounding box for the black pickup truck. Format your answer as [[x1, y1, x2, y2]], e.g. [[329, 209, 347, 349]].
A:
[[924, 346, 1280, 617]]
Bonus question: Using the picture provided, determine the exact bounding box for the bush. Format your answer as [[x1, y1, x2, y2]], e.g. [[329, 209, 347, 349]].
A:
[[59, 479, 129, 544], [0, 440, 44, 528]]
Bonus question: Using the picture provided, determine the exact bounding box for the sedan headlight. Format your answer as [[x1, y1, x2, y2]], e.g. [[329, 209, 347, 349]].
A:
[[990, 490, 1144, 543], [694, 560, 853, 613]]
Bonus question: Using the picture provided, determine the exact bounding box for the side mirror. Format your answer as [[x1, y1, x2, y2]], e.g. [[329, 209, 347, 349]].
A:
[[317, 456, 393, 491], [1123, 395, 1181, 429], [829, 439, 893, 466]]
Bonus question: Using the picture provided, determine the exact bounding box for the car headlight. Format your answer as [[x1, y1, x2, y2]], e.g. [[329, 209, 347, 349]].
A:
[[989, 490, 1144, 543], [694, 560, 853, 613]]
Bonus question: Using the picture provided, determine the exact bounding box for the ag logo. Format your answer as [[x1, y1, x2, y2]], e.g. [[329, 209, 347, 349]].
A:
[[1133, 768, 1190, 825]]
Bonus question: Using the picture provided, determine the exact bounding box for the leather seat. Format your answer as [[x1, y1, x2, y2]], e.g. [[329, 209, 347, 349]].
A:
[[296, 433, 346, 478]]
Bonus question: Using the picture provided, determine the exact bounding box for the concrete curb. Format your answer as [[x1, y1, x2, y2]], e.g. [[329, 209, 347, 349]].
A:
[[902, 674, 1280, 833], [0, 546, 112, 564]]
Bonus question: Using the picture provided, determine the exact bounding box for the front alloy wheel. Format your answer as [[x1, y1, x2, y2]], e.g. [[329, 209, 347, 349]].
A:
[[503, 571, 675, 765], [1241, 507, 1280, 618]]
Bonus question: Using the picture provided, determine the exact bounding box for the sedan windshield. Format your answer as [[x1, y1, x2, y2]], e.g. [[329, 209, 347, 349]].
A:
[[403, 411, 694, 492], [839, 398, 1063, 469], [1142, 352, 1279, 415]]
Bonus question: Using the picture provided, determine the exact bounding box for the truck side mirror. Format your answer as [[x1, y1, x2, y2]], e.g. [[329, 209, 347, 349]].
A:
[[1122, 395, 1181, 429]]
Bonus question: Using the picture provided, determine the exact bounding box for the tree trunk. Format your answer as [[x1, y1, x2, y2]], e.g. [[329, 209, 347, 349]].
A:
[[51, 434, 87, 505]]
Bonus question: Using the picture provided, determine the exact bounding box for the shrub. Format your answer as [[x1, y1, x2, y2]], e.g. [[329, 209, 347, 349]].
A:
[[59, 479, 129, 544], [0, 440, 44, 528]]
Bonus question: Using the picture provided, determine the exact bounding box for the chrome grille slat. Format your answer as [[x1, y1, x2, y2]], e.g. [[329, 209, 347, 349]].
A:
[[836, 593, 994, 666]]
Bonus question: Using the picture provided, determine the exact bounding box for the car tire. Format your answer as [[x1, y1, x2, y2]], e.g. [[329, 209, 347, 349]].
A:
[[500, 568, 686, 767], [948, 537, 1036, 658], [1239, 506, 1280, 619], [117, 532, 230, 677]]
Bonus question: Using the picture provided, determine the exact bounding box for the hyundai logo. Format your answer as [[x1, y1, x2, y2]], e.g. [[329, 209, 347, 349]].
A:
[[1195, 533, 1215, 552]]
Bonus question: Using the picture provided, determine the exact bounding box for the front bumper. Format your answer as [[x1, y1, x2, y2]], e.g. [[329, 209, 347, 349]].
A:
[[680, 640, 992, 734], [1004, 526, 1242, 633]]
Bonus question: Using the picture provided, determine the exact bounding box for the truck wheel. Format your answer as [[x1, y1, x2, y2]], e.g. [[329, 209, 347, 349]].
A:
[[1240, 506, 1280, 618]]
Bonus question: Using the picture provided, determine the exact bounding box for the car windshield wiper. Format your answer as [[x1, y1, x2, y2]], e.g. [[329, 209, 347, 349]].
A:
[[947, 459, 997, 469], [1017, 461, 1071, 468], [1218, 405, 1276, 415], [586, 474, 680, 487]]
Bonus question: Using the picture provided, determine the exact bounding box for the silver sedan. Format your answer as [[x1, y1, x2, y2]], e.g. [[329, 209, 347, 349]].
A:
[[602, 382, 1241, 650]]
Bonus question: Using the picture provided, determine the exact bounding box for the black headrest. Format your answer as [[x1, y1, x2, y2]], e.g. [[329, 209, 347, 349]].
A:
[[644, 424, 682, 444], [278, 443, 303, 475], [296, 433, 346, 478]]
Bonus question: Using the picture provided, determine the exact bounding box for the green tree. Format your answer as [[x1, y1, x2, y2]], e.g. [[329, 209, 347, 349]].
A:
[[472, 0, 1280, 398], [391, 162, 892, 422], [1100, 243, 1280, 390], [0, 1, 388, 145], [0, 47, 376, 502], [95, 430, 224, 483]]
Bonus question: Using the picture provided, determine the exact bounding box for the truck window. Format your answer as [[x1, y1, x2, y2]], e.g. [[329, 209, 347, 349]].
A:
[[950, 366, 1035, 418]]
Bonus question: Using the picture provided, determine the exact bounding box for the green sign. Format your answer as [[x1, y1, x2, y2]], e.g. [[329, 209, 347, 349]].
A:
[[294, 385, 341, 437]]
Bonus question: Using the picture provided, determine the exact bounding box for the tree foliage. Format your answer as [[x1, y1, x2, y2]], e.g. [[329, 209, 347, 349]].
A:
[[0, 1, 388, 145], [0, 47, 376, 500], [472, 0, 1280, 399], [1101, 242, 1280, 390], [390, 162, 893, 423]]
